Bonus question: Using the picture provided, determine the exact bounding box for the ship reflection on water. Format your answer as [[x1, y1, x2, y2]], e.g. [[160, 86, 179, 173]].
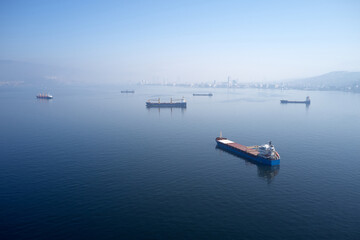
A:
[[216, 146, 280, 183], [255, 164, 280, 183], [36, 98, 53, 103], [146, 106, 186, 115]]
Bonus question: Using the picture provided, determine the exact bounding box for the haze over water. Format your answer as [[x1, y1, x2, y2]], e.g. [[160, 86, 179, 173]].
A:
[[1, 86, 359, 239]]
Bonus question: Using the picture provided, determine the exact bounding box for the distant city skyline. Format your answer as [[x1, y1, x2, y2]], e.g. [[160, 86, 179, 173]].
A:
[[1, 0, 360, 83]]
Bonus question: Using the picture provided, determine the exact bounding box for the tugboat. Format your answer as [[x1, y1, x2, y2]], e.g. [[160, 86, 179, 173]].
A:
[[216, 133, 280, 166], [146, 97, 186, 108], [36, 93, 53, 99]]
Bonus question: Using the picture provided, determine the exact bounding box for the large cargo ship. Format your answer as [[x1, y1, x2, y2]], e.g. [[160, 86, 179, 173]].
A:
[[121, 90, 135, 93], [36, 93, 53, 99], [193, 93, 213, 96], [280, 96, 310, 104], [216, 135, 280, 166], [146, 97, 186, 108]]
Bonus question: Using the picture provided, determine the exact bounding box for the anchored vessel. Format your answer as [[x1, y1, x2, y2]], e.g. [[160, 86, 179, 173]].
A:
[[146, 97, 186, 108], [121, 90, 135, 93], [193, 93, 213, 96], [216, 135, 280, 166], [36, 93, 53, 99], [281, 96, 310, 104]]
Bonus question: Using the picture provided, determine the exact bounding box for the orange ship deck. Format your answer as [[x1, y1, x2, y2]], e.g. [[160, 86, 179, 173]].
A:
[[227, 143, 259, 156]]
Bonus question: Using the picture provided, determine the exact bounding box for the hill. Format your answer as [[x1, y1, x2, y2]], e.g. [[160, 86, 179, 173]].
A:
[[0, 60, 78, 87], [283, 71, 360, 92]]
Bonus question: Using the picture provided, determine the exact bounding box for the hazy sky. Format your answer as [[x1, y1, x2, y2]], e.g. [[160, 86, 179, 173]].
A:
[[1, 0, 359, 83]]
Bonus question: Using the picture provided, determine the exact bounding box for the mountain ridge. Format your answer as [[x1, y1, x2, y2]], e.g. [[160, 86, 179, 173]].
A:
[[283, 71, 360, 89]]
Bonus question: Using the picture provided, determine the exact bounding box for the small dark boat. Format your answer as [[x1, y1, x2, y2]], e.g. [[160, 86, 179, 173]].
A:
[[193, 93, 213, 96], [36, 93, 53, 99], [280, 96, 310, 104]]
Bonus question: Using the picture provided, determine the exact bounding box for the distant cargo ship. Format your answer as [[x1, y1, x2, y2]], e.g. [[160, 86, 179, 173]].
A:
[[193, 93, 213, 96], [36, 93, 53, 99], [216, 134, 280, 166], [146, 97, 186, 108], [281, 96, 310, 104], [121, 90, 135, 93]]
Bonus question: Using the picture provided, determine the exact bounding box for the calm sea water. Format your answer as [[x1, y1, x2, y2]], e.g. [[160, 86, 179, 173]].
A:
[[1, 85, 359, 239]]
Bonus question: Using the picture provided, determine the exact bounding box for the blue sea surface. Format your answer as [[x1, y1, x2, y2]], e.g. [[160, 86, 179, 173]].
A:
[[1, 86, 359, 239]]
